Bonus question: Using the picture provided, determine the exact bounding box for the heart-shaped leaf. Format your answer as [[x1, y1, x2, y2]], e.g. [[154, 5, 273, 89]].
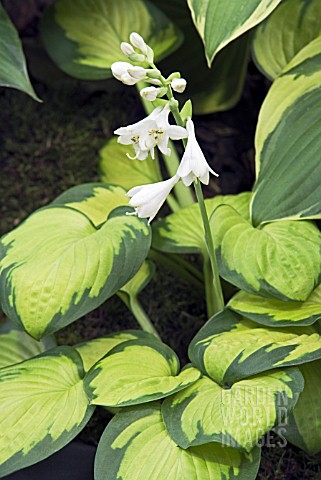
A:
[[41, 0, 182, 80], [99, 139, 161, 190], [75, 330, 154, 371], [0, 346, 93, 478], [252, 0, 321, 80], [251, 37, 321, 224], [52, 183, 129, 226], [0, 4, 40, 100], [153, 192, 251, 255], [162, 368, 303, 451], [228, 284, 321, 327], [211, 205, 321, 301], [187, 0, 282, 66], [189, 309, 321, 384], [84, 338, 200, 407], [95, 404, 261, 480], [0, 206, 151, 339], [285, 360, 321, 454]]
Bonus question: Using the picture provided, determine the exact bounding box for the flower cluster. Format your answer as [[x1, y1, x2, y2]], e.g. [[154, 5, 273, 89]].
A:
[[111, 33, 218, 223]]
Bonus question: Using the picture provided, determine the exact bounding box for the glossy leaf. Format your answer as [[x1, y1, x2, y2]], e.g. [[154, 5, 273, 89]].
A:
[[99, 139, 161, 190], [153, 192, 251, 255], [252, 0, 321, 80], [0, 322, 55, 369], [84, 338, 200, 407], [187, 0, 282, 66], [0, 4, 40, 100], [0, 347, 93, 477], [285, 360, 321, 454], [251, 37, 321, 224], [211, 205, 321, 301], [95, 404, 261, 480], [189, 309, 321, 384], [52, 183, 128, 226], [163, 368, 303, 451], [41, 0, 182, 80], [0, 206, 151, 339], [228, 284, 321, 328], [75, 330, 154, 371]]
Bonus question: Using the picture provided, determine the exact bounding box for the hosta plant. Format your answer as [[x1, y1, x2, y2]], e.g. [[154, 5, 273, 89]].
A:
[[1, 0, 321, 479]]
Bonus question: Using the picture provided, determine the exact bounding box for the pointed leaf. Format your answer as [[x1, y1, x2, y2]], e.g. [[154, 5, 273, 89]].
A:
[[0, 4, 40, 100], [252, 0, 321, 80], [251, 37, 321, 224], [189, 309, 321, 384], [41, 0, 182, 80], [285, 360, 321, 454], [75, 330, 154, 371], [228, 284, 321, 327], [52, 183, 128, 226], [99, 139, 161, 190], [0, 206, 151, 339], [94, 404, 261, 480], [0, 322, 55, 369], [0, 346, 93, 477], [187, 0, 282, 65], [84, 338, 200, 407], [211, 205, 321, 301], [153, 192, 251, 254], [162, 369, 303, 451]]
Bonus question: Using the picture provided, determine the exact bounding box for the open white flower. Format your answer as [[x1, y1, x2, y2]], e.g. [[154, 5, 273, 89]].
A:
[[127, 175, 179, 223], [114, 104, 187, 160], [177, 119, 218, 186], [111, 62, 147, 85]]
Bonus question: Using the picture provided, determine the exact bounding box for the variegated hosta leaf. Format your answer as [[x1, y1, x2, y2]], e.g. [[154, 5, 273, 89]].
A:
[[152, 192, 251, 255], [252, 0, 321, 80], [41, 0, 182, 80], [162, 368, 303, 451], [228, 284, 321, 328], [285, 360, 321, 454], [211, 205, 321, 301], [0, 347, 93, 477], [0, 206, 151, 339], [0, 322, 55, 369], [0, 4, 40, 100], [189, 309, 321, 385], [84, 338, 200, 407], [95, 404, 261, 480], [99, 139, 161, 190], [75, 330, 154, 371], [52, 183, 128, 227], [251, 37, 321, 225], [187, 0, 282, 66]]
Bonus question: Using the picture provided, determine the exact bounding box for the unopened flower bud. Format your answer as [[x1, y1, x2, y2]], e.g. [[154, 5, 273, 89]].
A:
[[171, 78, 187, 93], [140, 86, 166, 101], [121, 42, 135, 57], [127, 66, 147, 80], [130, 32, 148, 55], [128, 53, 146, 63]]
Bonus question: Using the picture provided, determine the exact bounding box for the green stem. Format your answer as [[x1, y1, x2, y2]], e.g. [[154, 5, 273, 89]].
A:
[[148, 249, 204, 292], [203, 254, 216, 317], [136, 82, 194, 208], [117, 292, 161, 340], [194, 180, 225, 314]]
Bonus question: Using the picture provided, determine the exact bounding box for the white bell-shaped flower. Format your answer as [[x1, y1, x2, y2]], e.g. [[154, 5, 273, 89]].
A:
[[127, 175, 179, 223], [111, 62, 147, 85], [114, 104, 187, 160], [177, 119, 219, 186]]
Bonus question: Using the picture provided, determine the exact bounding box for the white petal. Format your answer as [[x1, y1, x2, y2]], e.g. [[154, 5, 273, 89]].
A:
[[127, 66, 147, 80], [111, 62, 132, 81], [120, 42, 135, 57], [167, 125, 188, 140], [127, 175, 179, 223], [140, 87, 159, 101], [171, 78, 187, 93], [130, 32, 148, 55]]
